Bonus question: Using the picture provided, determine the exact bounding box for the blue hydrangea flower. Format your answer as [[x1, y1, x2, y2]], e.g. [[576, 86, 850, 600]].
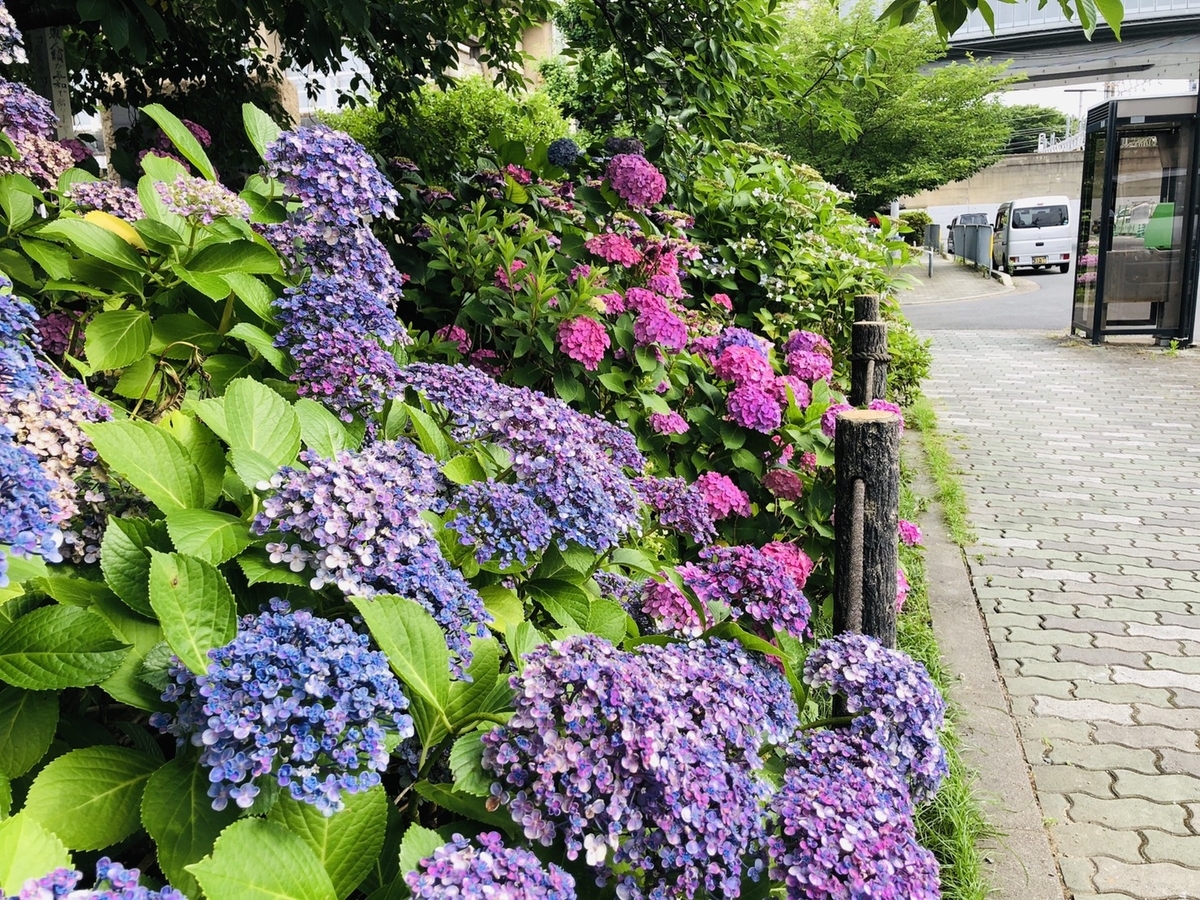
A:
[[0, 2, 26, 66], [0, 858, 186, 899], [252, 440, 488, 675], [151, 600, 414, 815], [448, 480, 554, 568], [264, 217, 406, 308], [632, 475, 717, 544], [405, 831, 577, 899], [803, 633, 949, 802], [0, 428, 62, 587], [546, 137, 581, 169], [0, 78, 56, 138], [0, 274, 41, 398]]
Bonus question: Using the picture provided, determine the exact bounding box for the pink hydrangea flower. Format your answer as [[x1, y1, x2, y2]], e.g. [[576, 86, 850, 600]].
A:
[[869, 399, 905, 433], [568, 264, 592, 285], [606, 153, 667, 207], [495, 259, 527, 291], [633, 299, 688, 353], [762, 469, 804, 502], [584, 232, 642, 267], [434, 324, 471, 353], [641, 578, 704, 636], [647, 273, 685, 298], [713, 345, 774, 386], [767, 375, 813, 410], [649, 411, 689, 435], [761, 540, 815, 589], [695, 472, 751, 520], [799, 451, 818, 473], [597, 291, 625, 315], [896, 566, 910, 612], [821, 402, 853, 439], [899, 519, 922, 546], [788, 349, 834, 383], [711, 292, 733, 311], [557, 316, 610, 371], [623, 287, 658, 313], [727, 384, 782, 433]]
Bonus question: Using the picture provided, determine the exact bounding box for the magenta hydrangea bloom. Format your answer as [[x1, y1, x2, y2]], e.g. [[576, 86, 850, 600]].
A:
[[557, 315, 610, 370], [434, 324, 471, 353], [784, 329, 832, 357], [727, 383, 782, 433], [787, 349, 834, 383], [695, 471, 751, 519], [821, 402, 853, 438], [606, 153, 667, 207], [406, 832, 576, 899], [899, 518, 922, 546], [763, 468, 804, 502], [870, 398, 905, 432], [713, 345, 774, 385], [584, 232, 642, 267], [897, 565, 911, 612], [633, 298, 688, 353], [648, 410, 689, 435], [768, 374, 813, 410], [711, 292, 733, 311], [495, 258, 527, 291], [761, 540, 815, 589]]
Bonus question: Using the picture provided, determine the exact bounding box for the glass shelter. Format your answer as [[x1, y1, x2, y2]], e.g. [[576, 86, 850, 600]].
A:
[[1072, 96, 1200, 344]]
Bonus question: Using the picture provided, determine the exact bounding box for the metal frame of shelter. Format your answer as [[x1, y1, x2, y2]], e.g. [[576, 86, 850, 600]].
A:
[[1071, 95, 1200, 345]]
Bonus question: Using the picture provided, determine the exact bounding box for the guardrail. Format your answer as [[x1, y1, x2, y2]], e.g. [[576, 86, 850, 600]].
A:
[[951, 223, 993, 271]]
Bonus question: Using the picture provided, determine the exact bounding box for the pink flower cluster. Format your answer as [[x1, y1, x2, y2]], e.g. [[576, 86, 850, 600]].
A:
[[631, 293, 688, 353], [557, 316, 610, 371], [649, 411, 689, 435], [585, 232, 642, 267], [495, 259, 527, 291], [434, 324, 471, 354], [899, 519, 922, 546], [762, 468, 804, 501], [606, 153, 667, 207], [695, 472, 751, 520]]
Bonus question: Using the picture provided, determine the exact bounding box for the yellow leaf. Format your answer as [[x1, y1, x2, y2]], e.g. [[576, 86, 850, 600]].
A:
[[83, 210, 147, 252]]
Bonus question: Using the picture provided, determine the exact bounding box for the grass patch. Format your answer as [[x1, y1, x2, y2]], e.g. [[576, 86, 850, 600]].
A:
[[907, 395, 976, 547], [898, 455, 994, 900]]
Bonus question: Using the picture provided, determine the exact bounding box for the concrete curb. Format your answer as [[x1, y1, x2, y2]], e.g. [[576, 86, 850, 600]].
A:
[[991, 270, 1014, 288], [908, 439, 1065, 900]]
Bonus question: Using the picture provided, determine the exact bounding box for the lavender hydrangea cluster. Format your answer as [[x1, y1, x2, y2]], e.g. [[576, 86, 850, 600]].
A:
[[65, 180, 144, 221], [396, 364, 645, 554], [641, 544, 811, 639], [252, 440, 488, 673], [264, 218, 405, 307], [803, 633, 948, 802], [0, 1, 25, 65], [0, 78, 56, 138], [482, 634, 795, 899], [272, 274, 410, 421], [449, 479, 554, 568], [151, 600, 414, 815], [768, 735, 941, 900], [632, 475, 717, 544], [156, 174, 250, 224], [2, 360, 118, 564], [0, 428, 62, 587], [265, 126, 399, 226], [405, 832, 577, 899], [0, 859, 186, 900], [0, 278, 41, 397]]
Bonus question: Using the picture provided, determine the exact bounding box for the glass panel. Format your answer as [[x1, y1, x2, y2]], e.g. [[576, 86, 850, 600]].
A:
[[1012, 205, 1069, 228], [1073, 131, 1104, 333], [1102, 125, 1193, 332]]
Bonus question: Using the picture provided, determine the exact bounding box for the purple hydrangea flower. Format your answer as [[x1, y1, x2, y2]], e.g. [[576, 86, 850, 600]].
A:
[[156, 174, 250, 224], [647, 410, 689, 435], [449, 479, 554, 568], [252, 441, 488, 674], [606, 153, 667, 207], [0, 2, 26, 65], [784, 329, 833, 357], [632, 296, 689, 353], [273, 274, 411, 421], [787, 349, 834, 383], [1, 859, 186, 899], [265, 125, 400, 227], [405, 831, 577, 899], [726, 383, 782, 433], [899, 518, 922, 546], [65, 180, 144, 221], [821, 402, 853, 439], [633, 475, 717, 544], [151, 599, 414, 815], [482, 634, 795, 899], [716, 326, 772, 359], [0, 78, 56, 138], [869, 398, 905, 433], [0, 429, 62, 587], [395, 364, 644, 554], [264, 218, 406, 308], [804, 633, 948, 802]]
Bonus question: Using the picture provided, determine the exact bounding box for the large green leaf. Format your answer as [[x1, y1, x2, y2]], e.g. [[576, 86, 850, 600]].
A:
[[142, 756, 239, 899], [448, 731, 492, 797], [160, 410, 225, 508], [412, 782, 519, 835], [0, 687, 57, 778], [226, 322, 288, 374], [397, 823, 443, 880], [190, 240, 281, 275], [141, 104, 217, 181], [84, 309, 152, 371], [0, 605, 128, 689], [269, 786, 387, 900], [23, 746, 159, 850], [446, 638, 501, 727], [243, 103, 282, 161], [148, 551, 237, 676], [295, 398, 355, 458], [0, 814, 71, 894], [84, 420, 205, 513], [100, 516, 172, 617], [223, 378, 301, 466], [525, 579, 591, 630], [189, 818, 337, 900], [165, 510, 253, 565], [91, 595, 168, 711], [36, 217, 147, 271], [351, 596, 449, 713]]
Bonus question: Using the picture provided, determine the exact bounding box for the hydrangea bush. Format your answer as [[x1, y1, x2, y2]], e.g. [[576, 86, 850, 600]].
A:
[[0, 22, 948, 898]]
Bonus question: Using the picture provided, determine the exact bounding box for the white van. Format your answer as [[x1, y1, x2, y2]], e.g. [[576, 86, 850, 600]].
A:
[[991, 196, 1074, 274]]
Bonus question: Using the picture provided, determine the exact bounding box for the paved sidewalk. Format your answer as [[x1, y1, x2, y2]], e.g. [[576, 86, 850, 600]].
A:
[[920, 330, 1200, 900], [902, 253, 1014, 305]]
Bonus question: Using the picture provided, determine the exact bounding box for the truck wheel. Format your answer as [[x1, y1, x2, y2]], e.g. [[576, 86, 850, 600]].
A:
[[1059, 263, 1069, 273]]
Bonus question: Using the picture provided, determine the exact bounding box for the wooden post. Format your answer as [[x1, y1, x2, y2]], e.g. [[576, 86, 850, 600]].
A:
[[26, 27, 74, 140], [849, 294, 890, 407], [834, 409, 900, 649]]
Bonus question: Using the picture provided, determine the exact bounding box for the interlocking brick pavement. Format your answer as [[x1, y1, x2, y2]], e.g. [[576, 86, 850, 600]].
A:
[[922, 331, 1200, 899]]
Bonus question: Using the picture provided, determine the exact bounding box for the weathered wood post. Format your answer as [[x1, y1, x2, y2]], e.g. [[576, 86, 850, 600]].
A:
[[26, 27, 75, 140], [834, 408, 900, 649], [849, 294, 889, 407]]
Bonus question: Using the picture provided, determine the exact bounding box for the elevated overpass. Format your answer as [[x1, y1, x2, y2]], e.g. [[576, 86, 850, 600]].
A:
[[945, 0, 1200, 86]]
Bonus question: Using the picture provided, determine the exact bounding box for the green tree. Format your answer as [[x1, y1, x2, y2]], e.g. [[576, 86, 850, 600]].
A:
[[757, 2, 1016, 216], [1003, 104, 1070, 154]]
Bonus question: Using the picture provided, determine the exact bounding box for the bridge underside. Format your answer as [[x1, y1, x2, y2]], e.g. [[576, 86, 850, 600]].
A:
[[944, 18, 1200, 87]]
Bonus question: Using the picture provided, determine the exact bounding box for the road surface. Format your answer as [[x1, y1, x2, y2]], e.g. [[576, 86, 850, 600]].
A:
[[901, 265, 1075, 331]]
